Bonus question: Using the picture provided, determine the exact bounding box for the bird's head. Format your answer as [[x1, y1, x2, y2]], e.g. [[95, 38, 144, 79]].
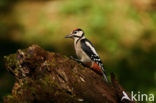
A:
[[65, 28, 84, 39]]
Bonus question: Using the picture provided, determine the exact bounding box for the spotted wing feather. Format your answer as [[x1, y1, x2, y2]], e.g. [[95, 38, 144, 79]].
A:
[[80, 39, 102, 66], [80, 39, 108, 81]]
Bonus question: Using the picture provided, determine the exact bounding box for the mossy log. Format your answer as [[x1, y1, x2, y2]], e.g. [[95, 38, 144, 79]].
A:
[[3, 45, 135, 103]]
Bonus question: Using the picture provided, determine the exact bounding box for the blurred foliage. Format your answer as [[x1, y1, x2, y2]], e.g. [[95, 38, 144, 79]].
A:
[[0, 0, 156, 102]]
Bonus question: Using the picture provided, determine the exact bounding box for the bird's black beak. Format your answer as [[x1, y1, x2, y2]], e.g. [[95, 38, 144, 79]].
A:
[[64, 34, 73, 38]]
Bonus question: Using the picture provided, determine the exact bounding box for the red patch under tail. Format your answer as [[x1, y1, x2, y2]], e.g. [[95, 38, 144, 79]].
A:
[[91, 62, 103, 75]]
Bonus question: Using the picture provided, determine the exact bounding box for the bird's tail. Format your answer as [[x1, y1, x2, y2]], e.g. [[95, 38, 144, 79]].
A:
[[101, 66, 108, 82], [102, 71, 108, 82], [91, 62, 108, 82]]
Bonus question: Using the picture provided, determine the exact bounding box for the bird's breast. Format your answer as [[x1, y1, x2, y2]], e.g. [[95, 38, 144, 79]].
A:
[[74, 40, 91, 63]]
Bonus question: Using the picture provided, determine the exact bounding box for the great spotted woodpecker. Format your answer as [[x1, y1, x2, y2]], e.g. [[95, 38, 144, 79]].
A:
[[65, 28, 108, 82]]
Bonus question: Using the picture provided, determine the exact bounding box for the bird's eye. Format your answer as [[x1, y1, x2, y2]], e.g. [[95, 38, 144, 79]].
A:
[[73, 31, 77, 34]]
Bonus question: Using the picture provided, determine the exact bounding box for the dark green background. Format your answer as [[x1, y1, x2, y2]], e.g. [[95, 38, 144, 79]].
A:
[[0, 0, 156, 102]]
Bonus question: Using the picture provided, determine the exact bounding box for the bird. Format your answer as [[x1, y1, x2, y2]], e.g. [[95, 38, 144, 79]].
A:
[[65, 28, 108, 82]]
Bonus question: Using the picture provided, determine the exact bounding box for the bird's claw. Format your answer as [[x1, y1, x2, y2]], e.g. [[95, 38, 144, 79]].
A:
[[69, 56, 82, 64], [70, 56, 74, 59], [69, 56, 89, 68]]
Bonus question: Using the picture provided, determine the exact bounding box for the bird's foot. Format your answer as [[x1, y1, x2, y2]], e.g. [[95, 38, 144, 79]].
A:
[[70, 56, 82, 64], [70, 56, 88, 67], [70, 56, 91, 68]]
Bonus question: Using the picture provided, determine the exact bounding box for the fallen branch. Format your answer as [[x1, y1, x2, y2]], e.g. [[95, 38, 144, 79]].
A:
[[4, 45, 135, 103]]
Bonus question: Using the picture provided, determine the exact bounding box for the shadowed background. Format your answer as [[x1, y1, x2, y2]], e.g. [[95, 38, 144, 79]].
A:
[[0, 0, 156, 102]]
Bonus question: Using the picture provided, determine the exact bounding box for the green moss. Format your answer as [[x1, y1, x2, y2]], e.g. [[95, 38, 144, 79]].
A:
[[3, 46, 93, 103], [4, 54, 17, 67], [4, 54, 20, 76], [4, 95, 16, 103]]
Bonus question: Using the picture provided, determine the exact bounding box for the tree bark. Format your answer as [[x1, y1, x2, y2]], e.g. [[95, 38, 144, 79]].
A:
[[3, 45, 135, 103]]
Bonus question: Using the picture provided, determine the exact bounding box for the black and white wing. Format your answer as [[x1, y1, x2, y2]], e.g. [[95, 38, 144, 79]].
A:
[[80, 39, 108, 82], [80, 39, 102, 64]]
